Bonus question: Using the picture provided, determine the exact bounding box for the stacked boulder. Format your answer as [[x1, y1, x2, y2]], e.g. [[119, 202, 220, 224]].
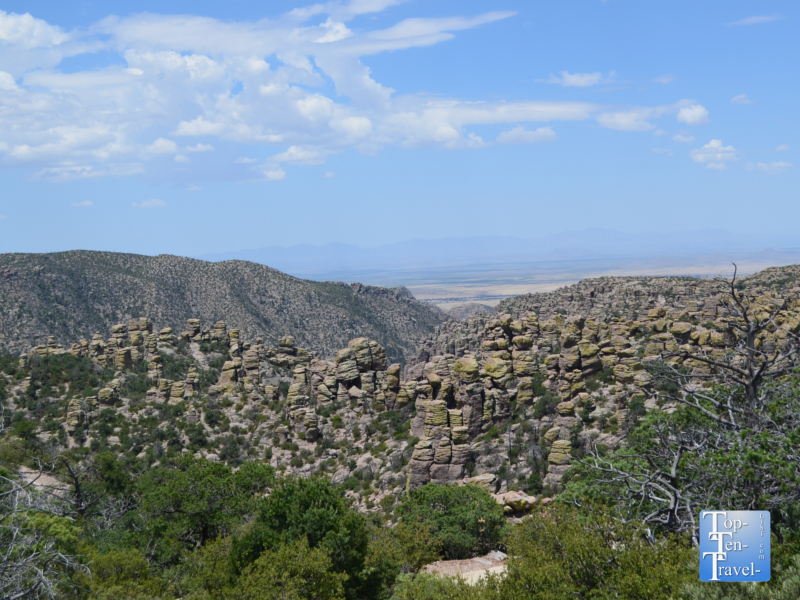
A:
[[284, 337, 392, 441]]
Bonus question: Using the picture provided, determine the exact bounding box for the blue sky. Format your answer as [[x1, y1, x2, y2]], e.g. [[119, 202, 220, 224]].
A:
[[0, 0, 796, 256]]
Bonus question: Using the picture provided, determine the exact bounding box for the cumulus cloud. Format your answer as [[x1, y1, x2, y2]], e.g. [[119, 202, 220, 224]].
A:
[[323, 171, 335, 178], [731, 94, 754, 104], [748, 161, 793, 175], [0, 71, 18, 90], [540, 71, 614, 87], [496, 126, 557, 145], [690, 139, 739, 169], [677, 104, 709, 125], [673, 133, 695, 143], [35, 164, 144, 182], [146, 138, 179, 154], [132, 198, 166, 208], [776, 144, 791, 151], [186, 184, 202, 190], [654, 75, 674, 84], [271, 145, 329, 165], [261, 167, 287, 181], [595, 101, 707, 133], [186, 143, 214, 152], [71, 200, 93, 207], [598, 110, 656, 132], [0, 10, 69, 47], [0, 5, 705, 183], [727, 15, 783, 26]]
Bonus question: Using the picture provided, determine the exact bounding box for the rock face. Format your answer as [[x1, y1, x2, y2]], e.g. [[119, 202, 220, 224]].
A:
[[403, 265, 800, 488], [0, 250, 447, 365]]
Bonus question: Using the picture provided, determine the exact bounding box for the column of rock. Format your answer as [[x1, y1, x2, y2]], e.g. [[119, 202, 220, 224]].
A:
[[181, 319, 202, 342], [307, 358, 339, 406], [210, 357, 242, 395], [69, 339, 89, 358], [382, 363, 402, 409], [452, 355, 485, 439], [286, 366, 319, 440], [241, 347, 262, 398], [184, 365, 198, 397], [267, 335, 312, 370], [210, 321, 227, 343]]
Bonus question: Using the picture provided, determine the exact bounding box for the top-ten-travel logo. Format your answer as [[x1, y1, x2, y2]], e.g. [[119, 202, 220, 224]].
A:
[[699, 511, 770, 582]]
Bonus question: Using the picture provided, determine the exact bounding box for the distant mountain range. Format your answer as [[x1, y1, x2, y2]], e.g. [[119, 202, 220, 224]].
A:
[[197, 229, 800, 284]]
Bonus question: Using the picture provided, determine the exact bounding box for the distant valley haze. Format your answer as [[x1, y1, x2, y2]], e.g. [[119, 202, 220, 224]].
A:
[[197, 229, 800, 307]]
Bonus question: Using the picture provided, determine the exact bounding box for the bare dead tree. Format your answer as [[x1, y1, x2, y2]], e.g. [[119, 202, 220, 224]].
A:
[[0, 467, 87, 600], [652, 265, 800, 428], [579, 265, 800, 543]]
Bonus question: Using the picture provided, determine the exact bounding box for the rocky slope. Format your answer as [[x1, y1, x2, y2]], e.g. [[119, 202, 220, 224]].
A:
[[3, 264, 800, 516], [0, 251, 446, 364]]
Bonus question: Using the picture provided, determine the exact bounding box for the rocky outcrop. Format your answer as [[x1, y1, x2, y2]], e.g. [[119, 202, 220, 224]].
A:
[[5, 264, 800, 512]]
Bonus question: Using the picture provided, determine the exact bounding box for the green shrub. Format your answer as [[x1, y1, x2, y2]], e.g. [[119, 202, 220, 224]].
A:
[[395, 483, 506, 560], [533, 393, 559, 419], [501, 504, 694, 599], [237, 538, 346, 600], [232, 477, 369, 599]]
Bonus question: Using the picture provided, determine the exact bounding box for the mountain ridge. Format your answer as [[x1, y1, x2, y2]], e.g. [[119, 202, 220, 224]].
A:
[[0, 250, 446, 364]]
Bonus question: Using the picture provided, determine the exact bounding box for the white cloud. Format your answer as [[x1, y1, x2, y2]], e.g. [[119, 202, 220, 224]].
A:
[[315, 19, 353, 43], [598, 110, 655, 132], [727, 15, 783, 26], [235, 157, 258, 163], [652, 148, 673, 156], [0, 71, 18, 90], [271, 145, 329, 165], [654, 75, 674, 84], [174, 118, 226, 137], [776, 144, 791, 151], [677, 104, 709, 125], [146, 138, 178, 154], [132, 198, 166, 208], [0, 215, 7, 220], [595, 100, 706, 132], [540, 71, 614, 87], [673, 133, 695, 143], [748, 161, 793, 175], [261, 167, 286, 181], [653, 130, 669, 136], [690, 139, 739, 169], [0, 10, 69, 48], [0, 6, 703, 184], [186, 143, 214, 152], [731, 94, 754, 105], [323, 171, 335, 178], [496, 125, 557, 145], [71, 200, 93, 207], [186, 184, 202, 190], [35, 164, 144, 182]]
